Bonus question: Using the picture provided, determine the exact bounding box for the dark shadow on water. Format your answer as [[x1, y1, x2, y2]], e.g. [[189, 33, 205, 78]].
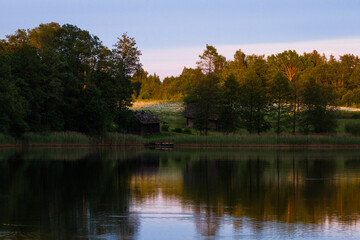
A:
[[0, 148, 360, 239]]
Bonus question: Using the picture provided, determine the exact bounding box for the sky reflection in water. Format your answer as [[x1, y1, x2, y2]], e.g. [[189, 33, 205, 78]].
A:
[[0, 148, 360, 239]]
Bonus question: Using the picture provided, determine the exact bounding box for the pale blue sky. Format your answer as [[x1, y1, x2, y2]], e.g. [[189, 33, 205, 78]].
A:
[[1, 0, 360, 78]]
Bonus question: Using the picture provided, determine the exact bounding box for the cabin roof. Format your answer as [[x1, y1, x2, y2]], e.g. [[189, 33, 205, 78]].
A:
[[134, 111, 165, 124]]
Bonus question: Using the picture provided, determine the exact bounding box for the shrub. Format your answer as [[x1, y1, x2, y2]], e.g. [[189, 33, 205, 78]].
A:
[[182, 128, 192, 134], [172, 127, 183, 133], [161, 124, 169, 132], [345, 122, 360, 136]]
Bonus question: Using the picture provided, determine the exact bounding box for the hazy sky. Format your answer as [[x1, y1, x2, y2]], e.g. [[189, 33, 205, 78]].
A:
[[1, 0, 360, 78]]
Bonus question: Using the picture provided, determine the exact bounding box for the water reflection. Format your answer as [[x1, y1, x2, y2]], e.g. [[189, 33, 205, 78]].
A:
[[0, 149, 142, 239], [0, 148, 360, 239]]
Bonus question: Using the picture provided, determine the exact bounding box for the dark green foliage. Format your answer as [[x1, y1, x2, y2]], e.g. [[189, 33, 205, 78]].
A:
[[345, 122, 360, 135], [156, 68, 204, 100], [218, 74, 240, 133], [342, 89, 360, 107], [299, 77, 337, 133], [196, 44, 226, 75], [113, 32, 142, 78], [239, 70, 270, 134], [2, 27, 359, 137], [268, 73, 292, 134], [173, 127, 183, 133], [77, 84, 110, 135], [137, 73, 161, 99], [131, 68, 148, 98], [179, 46, 345, 135], [268, 50, 303, 134], [117, 109, 137, 133], [182, 128, 192, 134], [184, 75, 221, 135], [0, 23, 137, 136], [161, 124, 169, 132], [0, 55, 28, 136]]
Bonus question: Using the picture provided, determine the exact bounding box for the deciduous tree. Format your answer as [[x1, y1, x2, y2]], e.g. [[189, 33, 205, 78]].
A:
[[268, 50, 303, 134], [268, 73, 292, 134]]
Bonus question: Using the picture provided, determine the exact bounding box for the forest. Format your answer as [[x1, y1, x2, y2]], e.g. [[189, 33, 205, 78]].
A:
[[136, 45, 360, 135], [0, 23, 138, 136], [1, 23, 360, 137]]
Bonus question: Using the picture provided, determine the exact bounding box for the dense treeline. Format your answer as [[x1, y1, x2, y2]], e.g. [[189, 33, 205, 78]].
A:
[[0, 23, 140, 136], [2, 23, 360, 137], [135, 45, 360, 134], [137, 45, 360, 106]]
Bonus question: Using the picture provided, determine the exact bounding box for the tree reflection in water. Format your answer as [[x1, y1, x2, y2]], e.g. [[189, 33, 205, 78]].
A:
[[0, 149, 143, 239], [182, 151, 360, 237], [0, 149, 360, 239]]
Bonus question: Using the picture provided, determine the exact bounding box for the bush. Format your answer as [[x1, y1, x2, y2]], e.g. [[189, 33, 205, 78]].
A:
[[172, 127, 183, 133], [345, 122, 360, 136], [182, 128, 192, 134], [161, 124, 169, 132]]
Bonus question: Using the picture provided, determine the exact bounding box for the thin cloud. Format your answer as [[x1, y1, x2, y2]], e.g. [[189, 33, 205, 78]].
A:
[[141, 38, 360, 79]]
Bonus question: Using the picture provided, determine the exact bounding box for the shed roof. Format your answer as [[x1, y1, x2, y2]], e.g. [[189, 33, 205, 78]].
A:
[[134, 111, 165, 124]]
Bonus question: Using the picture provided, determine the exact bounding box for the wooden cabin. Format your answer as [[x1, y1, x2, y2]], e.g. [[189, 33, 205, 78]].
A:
[[133, 111, 165, 136], [182, 104, 220, 130]]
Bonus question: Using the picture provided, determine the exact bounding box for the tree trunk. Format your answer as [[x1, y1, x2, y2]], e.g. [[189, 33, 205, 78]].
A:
[[257, 105, 261, 134], [292, 93, 297, 135], [277, 98, 281, 135], [249, 101, 253, 134], [205, 101, 209, 136]]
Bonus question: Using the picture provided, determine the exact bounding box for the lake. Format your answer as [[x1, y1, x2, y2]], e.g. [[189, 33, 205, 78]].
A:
[[0, 148, 360, 239]]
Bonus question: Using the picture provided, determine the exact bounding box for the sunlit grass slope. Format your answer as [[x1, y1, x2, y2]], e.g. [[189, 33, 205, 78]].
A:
[[131, 101, 185, 130]]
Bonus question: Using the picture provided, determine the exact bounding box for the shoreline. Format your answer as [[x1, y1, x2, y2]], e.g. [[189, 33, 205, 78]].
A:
[[174, 143, 360, 149], [1, 132, 360, 150], [0, 143, 144, 149], [0, 143, 359, 150]]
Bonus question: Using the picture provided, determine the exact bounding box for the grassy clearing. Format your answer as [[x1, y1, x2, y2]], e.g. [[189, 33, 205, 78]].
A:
[[132, 101, 185, 130], [131, 100, 171, 109]]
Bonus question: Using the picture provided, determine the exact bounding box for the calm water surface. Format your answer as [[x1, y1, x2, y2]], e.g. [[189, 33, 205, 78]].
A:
[[0, 148, 360, 239]]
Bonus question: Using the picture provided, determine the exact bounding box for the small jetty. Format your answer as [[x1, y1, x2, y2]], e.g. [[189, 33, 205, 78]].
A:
[[145, 142, 174, 150]]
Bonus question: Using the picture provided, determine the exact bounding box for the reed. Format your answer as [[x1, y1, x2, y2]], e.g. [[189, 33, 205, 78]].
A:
[[20, 132, 143, 145], [145, 133, 360, 145], [95, 133, 143, 145], [0, 134, 18, 144], [23, 132, 92, 144]]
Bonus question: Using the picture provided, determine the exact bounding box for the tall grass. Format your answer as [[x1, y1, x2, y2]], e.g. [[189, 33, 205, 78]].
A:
[[95, 133, 143, 145], [22, 132, 143, 145], [0, 134, 18, 144], [145, 133, 360, 145], [23, 132, 92, 144], [1, 131, 360, 147], [344, 122, 360, 136]]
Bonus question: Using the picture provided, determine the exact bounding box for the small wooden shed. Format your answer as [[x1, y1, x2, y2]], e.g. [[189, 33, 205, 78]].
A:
[[182, 104, 219, 130], [133, 111, 165, 136]]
